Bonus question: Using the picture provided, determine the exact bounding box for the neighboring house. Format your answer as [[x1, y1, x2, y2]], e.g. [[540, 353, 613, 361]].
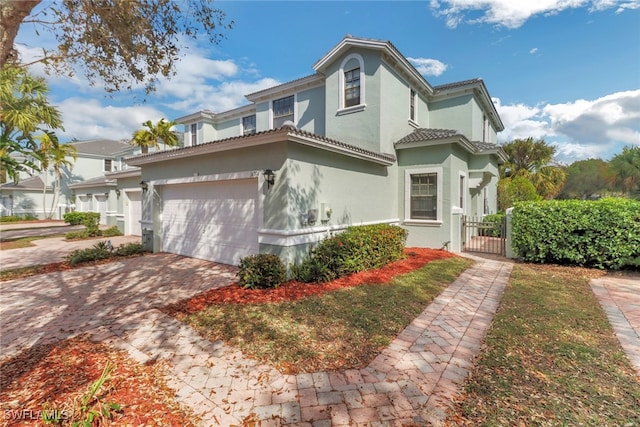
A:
[[125, 36, 506, 266], [0, 139, 135, 222]]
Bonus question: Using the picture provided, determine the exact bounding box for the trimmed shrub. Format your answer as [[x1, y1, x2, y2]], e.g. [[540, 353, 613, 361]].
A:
[[102, 226, 123, 237], [511, 198, 640, 269], [293, 223, 408, 283], [66, 241, 144, 266], [114, 242, 144, 257], [63, 211, 86, 225], [63, 211, 101, 236], [238, 254, 287, 289], [66, 241, 111, 266]]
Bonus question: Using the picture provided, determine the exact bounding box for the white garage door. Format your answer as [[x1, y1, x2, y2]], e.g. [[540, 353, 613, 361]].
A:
[[161, 179, 259, 265], [126, 191, 142, 236]]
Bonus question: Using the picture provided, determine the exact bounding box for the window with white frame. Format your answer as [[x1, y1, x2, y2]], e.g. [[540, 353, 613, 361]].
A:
[[190, 123, 198, 146], [410, 89, 416, 122], [104, 159, 112, 172], [405, 167, 443, 223], [338, 53, 365, 112], [344, 67, 361, 107], [459, 173, 466, 212], [273, 95, 294, 128], [242, 115, 256, 135]]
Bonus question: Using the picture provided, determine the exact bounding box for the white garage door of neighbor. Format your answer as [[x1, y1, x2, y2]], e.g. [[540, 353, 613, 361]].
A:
[[95, 195, 107, 225], [161, 179, 259, 265], [126, 192, 142, 236]]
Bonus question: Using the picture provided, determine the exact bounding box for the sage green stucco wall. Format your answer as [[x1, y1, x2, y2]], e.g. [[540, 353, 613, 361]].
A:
[[429, 95, 473, 138], [397, 144, 461, 250], [283, 143, 396, 230], [324, 49, 383, 153], [297, 86, 325, 135], [378, 61, 419, 153], [215, 117, 242, 139]]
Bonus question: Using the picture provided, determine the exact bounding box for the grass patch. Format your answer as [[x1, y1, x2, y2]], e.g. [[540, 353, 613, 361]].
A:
[[182, 256, 472, 374], [449, 263, 640, 426], [0, 234, 66, 250]]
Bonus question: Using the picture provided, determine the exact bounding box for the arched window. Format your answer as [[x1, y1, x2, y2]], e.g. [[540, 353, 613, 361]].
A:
[[339, 53, 365, 111]]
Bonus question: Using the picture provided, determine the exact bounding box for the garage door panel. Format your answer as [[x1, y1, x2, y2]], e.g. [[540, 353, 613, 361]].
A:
[[161, 180, 258, 265]]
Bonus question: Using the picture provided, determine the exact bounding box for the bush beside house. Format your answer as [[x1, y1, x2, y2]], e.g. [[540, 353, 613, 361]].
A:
[[292, 224, 408, 283], [511, 198, 640, 269]]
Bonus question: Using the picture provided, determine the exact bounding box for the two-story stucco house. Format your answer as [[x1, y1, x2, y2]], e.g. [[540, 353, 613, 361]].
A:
[[1, 139, 134, 222], [125, 36, 506, 266]]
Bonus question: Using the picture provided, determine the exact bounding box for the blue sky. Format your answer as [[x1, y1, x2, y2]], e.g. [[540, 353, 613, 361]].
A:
[[15, 0, 640, 164]]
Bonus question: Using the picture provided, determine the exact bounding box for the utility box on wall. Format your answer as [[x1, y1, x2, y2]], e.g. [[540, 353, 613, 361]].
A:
[[142, 228, 154, 252]]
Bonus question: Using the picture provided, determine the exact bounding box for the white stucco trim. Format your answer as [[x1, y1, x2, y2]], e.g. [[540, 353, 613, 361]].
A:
[[259, 218, 400, 247], [338, 53, 366, 112], [458, 171, 468, 215], [404, 167, 443, 225], [151, 171, 260, 186]]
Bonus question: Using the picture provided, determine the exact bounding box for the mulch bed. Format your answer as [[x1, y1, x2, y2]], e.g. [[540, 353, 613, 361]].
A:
[[0, 335, 197, 426], [164, 247, 455, 316]]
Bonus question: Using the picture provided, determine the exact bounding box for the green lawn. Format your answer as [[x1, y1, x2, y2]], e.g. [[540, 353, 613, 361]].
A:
[[449, 263, 640, 426], [181, 256, 473, 374]]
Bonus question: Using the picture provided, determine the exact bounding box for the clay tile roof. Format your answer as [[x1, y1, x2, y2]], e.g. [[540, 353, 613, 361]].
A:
[[394, 128, 461, 146], [0, 176, 48, 190]]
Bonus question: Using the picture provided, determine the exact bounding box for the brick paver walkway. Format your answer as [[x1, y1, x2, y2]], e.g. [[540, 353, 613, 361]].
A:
[[1, 253, 513, 426], [590, 274, 640, 376]]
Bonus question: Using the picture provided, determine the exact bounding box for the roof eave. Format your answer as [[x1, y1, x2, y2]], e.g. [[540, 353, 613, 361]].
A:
[[313, 37, 434, 96], [245, 74, 325, 103], [433, 80, 504, 131]]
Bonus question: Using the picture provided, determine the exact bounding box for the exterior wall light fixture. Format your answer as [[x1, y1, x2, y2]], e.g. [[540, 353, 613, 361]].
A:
[[264, 169, 276, 189], [140, 180, 149, 193]]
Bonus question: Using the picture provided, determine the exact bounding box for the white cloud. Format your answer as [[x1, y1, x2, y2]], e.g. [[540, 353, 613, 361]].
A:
[[431, 0, 640, 29], [529, 47, 539, 54], [407, 57, 448, 77], [56, 98, 167, 141], [495, 89, 640, 162]]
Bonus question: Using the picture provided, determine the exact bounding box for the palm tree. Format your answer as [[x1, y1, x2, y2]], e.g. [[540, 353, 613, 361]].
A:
[[0, 66, 63, 183], [609, 146, 640, 199], [38, 131, 77, 218], [131, 118, 179, 154], [500, 137, 566, 200]]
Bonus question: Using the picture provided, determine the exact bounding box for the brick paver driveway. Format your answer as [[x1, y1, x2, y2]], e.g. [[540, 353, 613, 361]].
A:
[[1, 252, 516, 426], [0, 253, 237, 360]]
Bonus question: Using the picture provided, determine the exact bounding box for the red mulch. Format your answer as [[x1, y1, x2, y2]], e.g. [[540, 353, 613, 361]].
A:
[[164, 248, 454, 316], [0, 335, 197, 426]]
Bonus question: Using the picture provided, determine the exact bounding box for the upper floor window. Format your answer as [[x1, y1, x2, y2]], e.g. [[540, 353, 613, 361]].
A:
[[104, 159, 112, 172], [190, 123, 198, 146], [344, 68, 360, 107], [410, 89, 416, 122], [338, 53, 365, 113], [273, 95, 294, 128], [242, 115, 256, 136]]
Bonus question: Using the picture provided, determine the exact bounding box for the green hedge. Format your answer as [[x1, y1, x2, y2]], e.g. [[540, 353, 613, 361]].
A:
[[237, 254, 287, 289], [63, 211, 100, 236], [293, 223, 408, 283], [511, 198, 640, 269]]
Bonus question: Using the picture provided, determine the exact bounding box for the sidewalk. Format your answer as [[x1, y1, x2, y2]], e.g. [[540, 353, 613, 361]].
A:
[[591, 274, 640, 376], [98, 254, 513, 426]]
